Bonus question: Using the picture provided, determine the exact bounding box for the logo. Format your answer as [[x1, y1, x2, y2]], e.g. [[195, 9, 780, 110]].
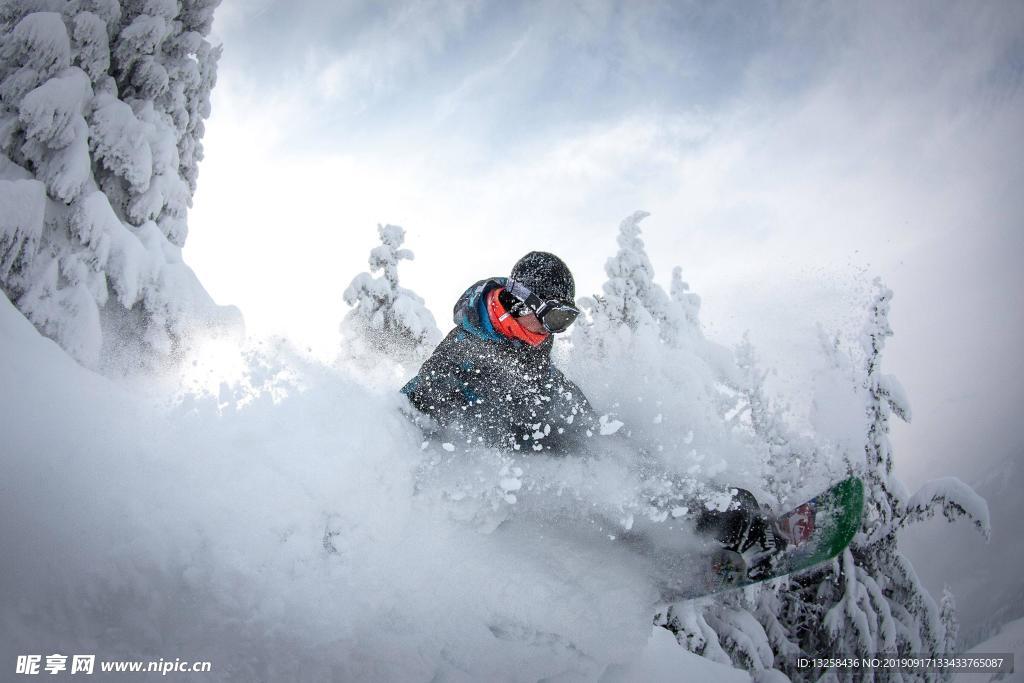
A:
[[780, 503, 815, 545]]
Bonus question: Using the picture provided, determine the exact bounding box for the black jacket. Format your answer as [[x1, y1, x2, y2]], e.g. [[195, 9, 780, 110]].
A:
[[401, 278, 597, 453]]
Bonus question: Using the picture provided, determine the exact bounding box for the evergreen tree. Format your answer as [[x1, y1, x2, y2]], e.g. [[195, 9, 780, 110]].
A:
[[657, 334, 807, 681], [574, 210, 694, 356], [663, 265, 702, 347], [341, 223, 440, 368], [0, 1, 235, 370], [597, 210, 665, 332], [659, 281, 990, 682], [658, 594, 778, 673], [939, 586, 959, 665], [734, 334, 809, 509], [571, 211, 742, 387], [773, 280, 990, 682], [570, 211, 745, 433]]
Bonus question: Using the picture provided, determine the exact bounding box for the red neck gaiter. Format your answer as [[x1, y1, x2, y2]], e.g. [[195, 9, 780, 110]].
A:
[[486, 288, 549, 347]]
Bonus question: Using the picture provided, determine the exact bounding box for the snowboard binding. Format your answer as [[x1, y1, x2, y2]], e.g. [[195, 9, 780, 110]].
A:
[[707, 548, 747, 586]]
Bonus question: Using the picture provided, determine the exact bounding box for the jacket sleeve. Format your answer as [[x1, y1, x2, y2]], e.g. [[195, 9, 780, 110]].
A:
[[537, 365, 601, 454], [401, 339, 471, 428]]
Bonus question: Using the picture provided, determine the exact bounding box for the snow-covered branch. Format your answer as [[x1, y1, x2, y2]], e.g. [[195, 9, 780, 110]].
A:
[[902, 477, 991, 540]]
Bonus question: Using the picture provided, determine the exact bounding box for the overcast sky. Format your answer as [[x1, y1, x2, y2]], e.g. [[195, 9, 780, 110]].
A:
[[184, 0, 1023, 580]]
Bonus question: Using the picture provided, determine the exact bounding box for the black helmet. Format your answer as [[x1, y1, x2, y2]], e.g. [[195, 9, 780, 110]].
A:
[[509, 251, 575, 303]]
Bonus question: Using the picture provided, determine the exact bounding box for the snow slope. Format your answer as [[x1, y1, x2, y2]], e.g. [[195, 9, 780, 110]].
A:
[[954, 616, 1024, 683], [0, 292, 751, 682]]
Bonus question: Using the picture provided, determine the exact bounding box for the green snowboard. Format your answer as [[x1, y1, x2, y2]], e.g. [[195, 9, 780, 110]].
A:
[[663, 477, 865, 600]]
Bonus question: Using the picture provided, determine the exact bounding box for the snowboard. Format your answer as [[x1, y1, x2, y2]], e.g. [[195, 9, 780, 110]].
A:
[[661, 476, 865, 601]]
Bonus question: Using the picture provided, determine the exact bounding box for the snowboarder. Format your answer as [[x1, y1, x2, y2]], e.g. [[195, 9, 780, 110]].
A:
[[401, 251, 595, 454], [401, 251, 791, 581]]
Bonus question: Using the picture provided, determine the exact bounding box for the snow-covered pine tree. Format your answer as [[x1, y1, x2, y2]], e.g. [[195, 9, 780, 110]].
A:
[[573, 211, 672, 358], [658, 594, 779, 673], [0, 1, 236, 370], [572, 211, 740, 382], [664, 265, 702, 347], [570, 210, 745, 430], [939, 586, 959, 658], [773, 280, 990, 682], [720, 335, 833, 680], [341, 223, 440, 368], [656, 334, 809, 681], [733, 334, 809, 509], [660, 281, 991, 682]]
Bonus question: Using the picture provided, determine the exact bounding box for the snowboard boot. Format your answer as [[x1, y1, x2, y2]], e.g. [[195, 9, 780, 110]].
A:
[[695, 488, 788, 578]]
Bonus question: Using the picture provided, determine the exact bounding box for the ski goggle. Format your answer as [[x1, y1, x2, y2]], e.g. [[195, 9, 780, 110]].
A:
[[506, 279, 580, 333]]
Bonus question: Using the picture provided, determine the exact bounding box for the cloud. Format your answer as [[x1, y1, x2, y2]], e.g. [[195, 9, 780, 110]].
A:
[[310, 0, 481, 104]]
